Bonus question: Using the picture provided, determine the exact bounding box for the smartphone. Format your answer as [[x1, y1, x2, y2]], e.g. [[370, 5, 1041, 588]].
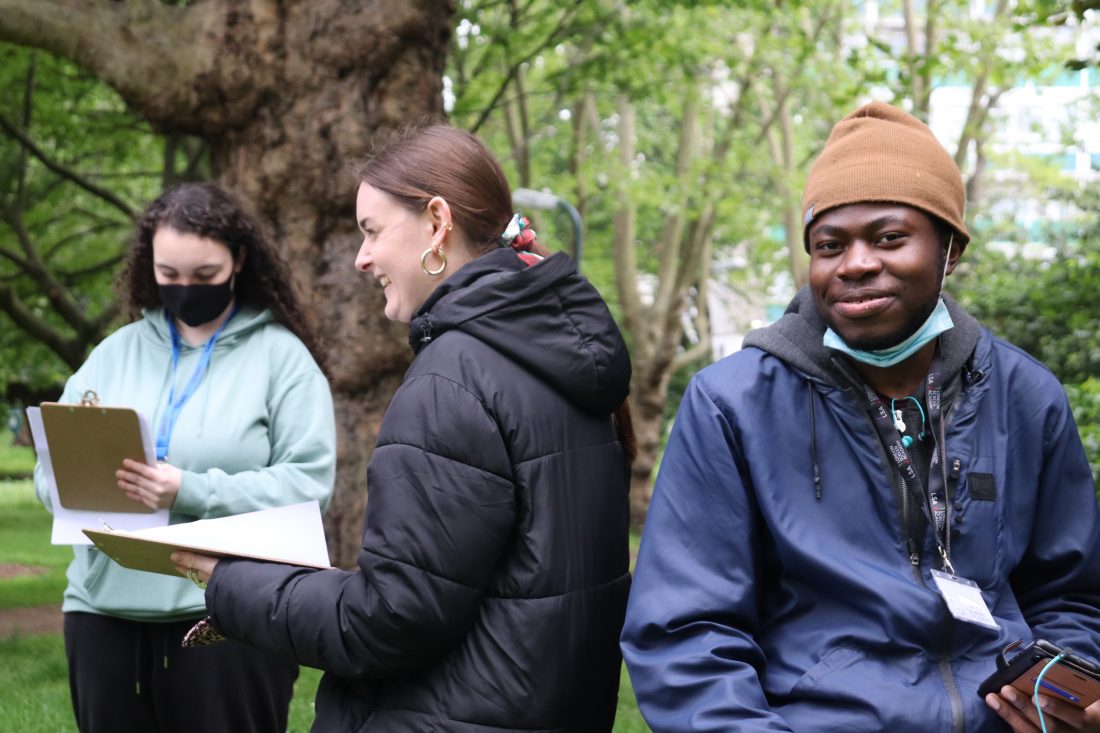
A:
[[978, 639, 1100, 708]]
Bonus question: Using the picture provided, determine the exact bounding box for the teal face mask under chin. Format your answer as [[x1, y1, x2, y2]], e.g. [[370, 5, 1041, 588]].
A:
[[823, 297, 955, 367]]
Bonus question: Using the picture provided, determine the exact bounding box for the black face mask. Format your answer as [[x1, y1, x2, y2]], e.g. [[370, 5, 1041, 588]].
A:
[[158, 276, 235, 327]]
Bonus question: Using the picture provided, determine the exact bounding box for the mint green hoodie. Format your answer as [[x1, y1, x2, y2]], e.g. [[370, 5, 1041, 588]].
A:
[[35, 307, 336, 621]]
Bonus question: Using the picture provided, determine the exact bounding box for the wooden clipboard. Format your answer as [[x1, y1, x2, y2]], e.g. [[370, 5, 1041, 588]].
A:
[[39, 400, 155, 514]]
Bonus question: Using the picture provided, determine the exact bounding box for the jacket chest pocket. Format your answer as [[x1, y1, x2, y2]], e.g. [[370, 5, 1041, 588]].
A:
[[946, 456, 1003, 586]]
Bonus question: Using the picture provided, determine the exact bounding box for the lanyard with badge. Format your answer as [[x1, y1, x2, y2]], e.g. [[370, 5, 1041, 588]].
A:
[[155, 307, 238, 462], [861, 351, 1000, 631]]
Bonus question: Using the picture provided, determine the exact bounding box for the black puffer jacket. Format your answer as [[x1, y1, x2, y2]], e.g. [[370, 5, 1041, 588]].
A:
[[207, 249, 633, 732]]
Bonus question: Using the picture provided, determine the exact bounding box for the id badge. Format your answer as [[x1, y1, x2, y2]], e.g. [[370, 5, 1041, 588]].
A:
[[931, 569, 1001, 631]]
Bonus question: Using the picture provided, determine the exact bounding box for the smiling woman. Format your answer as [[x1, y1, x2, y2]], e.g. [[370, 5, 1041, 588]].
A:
[[177, 125, 636, 733]]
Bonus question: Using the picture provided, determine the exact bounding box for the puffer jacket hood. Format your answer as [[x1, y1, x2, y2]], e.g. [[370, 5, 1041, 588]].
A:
[[742, 285, 981, 389], [409, 249, 631, 415]]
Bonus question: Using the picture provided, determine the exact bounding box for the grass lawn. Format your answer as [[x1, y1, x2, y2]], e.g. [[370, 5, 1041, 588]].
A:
[[0, 438, 35, 478], [0, 481, 70, 609], [0, 480, 651, 732]]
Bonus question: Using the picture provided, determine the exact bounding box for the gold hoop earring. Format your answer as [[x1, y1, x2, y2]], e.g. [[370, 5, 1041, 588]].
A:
[[421, 246, 447, 276]]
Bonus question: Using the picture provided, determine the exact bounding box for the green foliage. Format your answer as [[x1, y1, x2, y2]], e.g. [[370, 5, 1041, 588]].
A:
[[955, 243, 1100, 384], [0, 43, 192, 395], [1065, 379, 1100, 484], [448, 0, 871, 345], [955, 179, 1100, 484], [956, 181, 1100, 385]]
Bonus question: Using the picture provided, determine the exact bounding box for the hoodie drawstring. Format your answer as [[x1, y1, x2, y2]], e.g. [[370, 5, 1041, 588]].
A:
[[808, 381, 822, 501]]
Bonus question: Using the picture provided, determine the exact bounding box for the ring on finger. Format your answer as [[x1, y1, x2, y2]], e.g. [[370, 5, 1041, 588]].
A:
[[187, 568, 207, 590]]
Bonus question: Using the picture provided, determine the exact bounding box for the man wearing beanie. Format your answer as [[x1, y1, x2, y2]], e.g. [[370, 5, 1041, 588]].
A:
[[622, 101, 1100, 732]]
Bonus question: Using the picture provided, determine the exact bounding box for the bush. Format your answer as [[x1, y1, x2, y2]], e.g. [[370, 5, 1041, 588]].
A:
[[1065, 378, 1100, 489]]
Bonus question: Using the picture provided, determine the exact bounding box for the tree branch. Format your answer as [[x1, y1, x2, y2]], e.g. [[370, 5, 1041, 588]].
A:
[[1, 202, 98, 334], [652, 81, 701, 330], [17, 52, 36, 208], [465, 3, 584, 134], [670, 209, 715, 372], [43, 222, 125, 263], [58, 254, 126, 284], [0, 0, 243, 132], [954, 0, 1010, 170], [612, 94, 643, 345], [0, 243, 32, 272], [0, 110, 135, 218], [0, 279, 83, 369], [902, 0, 926, 116]]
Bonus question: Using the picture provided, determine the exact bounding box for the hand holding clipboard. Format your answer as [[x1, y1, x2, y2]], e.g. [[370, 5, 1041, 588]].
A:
[[39, 391, 157, 514], [28, 390, 169, 544]]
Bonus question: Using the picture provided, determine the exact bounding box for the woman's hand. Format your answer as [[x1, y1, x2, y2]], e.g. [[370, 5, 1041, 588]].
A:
[[117, 458, 181, 510], [986, 685, 1100, 732], [172, 551, 219, 586]]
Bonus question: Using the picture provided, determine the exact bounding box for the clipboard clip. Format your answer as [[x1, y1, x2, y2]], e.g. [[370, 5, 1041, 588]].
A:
[[96, 516, 114, 533], [80, 390, 100, 407]]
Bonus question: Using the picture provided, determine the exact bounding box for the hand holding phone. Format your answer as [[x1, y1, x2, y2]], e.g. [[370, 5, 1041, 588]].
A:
[[979, 639, 1100, 709]]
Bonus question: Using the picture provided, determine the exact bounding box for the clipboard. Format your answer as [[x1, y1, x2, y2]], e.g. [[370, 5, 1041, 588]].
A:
[[39, 392, 156, 514], [82, 501, 332, 577]]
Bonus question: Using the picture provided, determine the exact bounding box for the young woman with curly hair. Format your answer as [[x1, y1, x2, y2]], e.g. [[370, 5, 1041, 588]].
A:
[[35, 182, 336, 733]]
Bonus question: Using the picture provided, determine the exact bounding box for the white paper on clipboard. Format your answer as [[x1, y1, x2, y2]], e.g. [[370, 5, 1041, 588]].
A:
[[27, 407, 169, 545]]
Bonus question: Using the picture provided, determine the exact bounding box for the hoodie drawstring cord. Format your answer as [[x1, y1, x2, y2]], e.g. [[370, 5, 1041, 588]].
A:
[[808, 382, 822, 501]]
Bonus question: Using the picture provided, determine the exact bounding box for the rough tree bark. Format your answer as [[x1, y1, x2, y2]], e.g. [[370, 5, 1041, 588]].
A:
[[0, 0, 456, 566]]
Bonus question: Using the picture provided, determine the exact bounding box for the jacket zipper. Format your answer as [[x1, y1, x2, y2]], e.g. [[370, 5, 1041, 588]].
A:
[[856, 383, 967, 733]]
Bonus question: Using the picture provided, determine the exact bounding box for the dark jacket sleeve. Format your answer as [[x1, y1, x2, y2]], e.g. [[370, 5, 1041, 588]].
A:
[[621, 375, 795, 732], [1010, 390, 1100, 661], [206, 372, 517, 678]]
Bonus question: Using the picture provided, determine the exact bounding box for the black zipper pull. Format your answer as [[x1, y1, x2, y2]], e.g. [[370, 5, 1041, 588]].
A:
[[908, 537, 920, 566], [950, 458, 961, 480]]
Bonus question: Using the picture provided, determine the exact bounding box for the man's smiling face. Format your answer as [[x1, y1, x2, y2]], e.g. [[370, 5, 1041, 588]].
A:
[[808, 203, 958, 351]]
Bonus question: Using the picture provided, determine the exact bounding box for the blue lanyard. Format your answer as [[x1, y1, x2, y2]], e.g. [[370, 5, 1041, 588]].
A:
[[155, 308, 238, 461]]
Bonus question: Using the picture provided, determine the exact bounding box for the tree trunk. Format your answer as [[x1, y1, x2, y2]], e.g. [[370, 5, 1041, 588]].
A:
[[0, 0, 457, 567], [627, 353, 674, 527]]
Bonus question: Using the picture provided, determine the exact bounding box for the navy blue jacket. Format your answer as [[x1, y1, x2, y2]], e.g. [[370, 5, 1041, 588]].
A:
[[622, 289, 1100, 732], [208, 250, 632, 732]]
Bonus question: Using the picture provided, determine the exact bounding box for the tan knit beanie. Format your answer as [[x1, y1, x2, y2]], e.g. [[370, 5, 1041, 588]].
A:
[[801, 101, 968, 248]]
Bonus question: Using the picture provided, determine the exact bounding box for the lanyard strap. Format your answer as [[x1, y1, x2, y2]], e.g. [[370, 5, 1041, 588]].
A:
[[155, 308, 237, 462], [861, 352, 954, 574]]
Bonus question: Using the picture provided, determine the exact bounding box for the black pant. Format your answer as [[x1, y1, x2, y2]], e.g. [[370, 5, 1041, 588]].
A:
[[64, 612, 299, 733]]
